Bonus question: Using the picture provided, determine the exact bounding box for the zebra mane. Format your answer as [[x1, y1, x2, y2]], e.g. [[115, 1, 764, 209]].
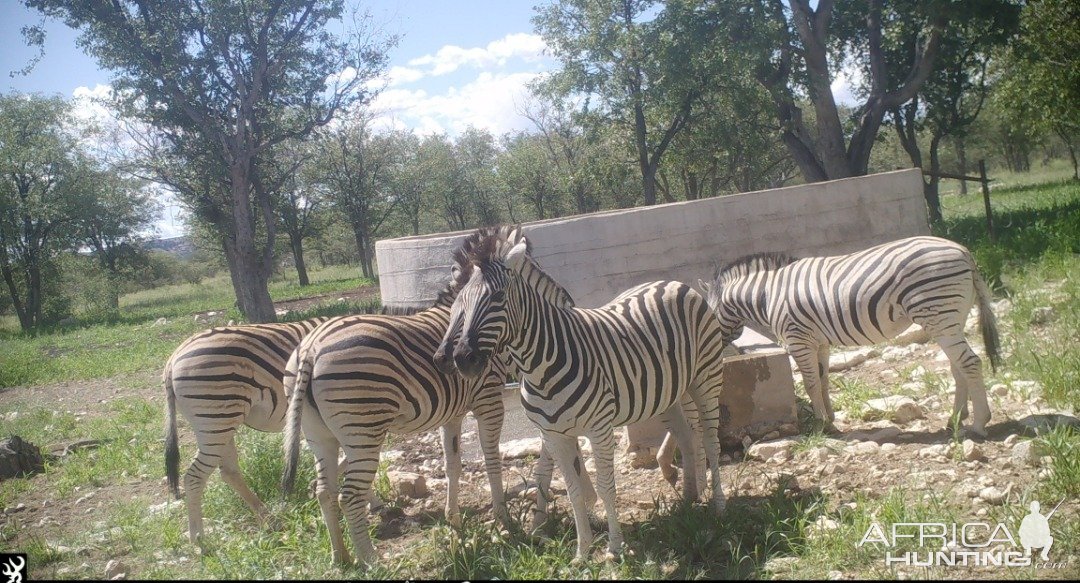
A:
[[714, 251, 797, 283], [451, 225, 575, 309]]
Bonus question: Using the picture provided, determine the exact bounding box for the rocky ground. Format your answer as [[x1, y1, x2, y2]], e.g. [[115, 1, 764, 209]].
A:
[[2, 295, 1077, 579]]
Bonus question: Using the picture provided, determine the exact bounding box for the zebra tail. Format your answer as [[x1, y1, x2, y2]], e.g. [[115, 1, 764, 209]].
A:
[[281, 346, 313, 495], [164, 361, 181, 500], [974, 271, 1002, 373]]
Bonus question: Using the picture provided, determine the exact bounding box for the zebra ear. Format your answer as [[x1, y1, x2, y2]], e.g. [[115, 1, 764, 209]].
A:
[[504, 240, 529, 272], [697, 278, 711, 294]]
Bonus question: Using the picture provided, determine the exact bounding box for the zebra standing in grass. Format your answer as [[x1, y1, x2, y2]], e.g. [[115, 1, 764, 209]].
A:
[[164, 316, 332, 544], [433, 226, 727, 561], [699, 235, 1001, 437], [281, 270, 583, 566]]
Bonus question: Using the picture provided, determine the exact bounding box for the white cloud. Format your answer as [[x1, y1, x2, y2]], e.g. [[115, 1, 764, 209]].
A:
[[369, 70, 544, 137], [407, 33, 548, 77], [830, 62, 863, 107]]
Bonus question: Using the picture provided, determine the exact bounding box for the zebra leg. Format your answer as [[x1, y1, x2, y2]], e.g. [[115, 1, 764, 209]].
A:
[[689, 389, 726, 514], [307, 433, 350, 565], [533, 439, 598, 533], [339, 443, 382, 565], [936, 335, 991, 437], [586, 427, 624, 559], [791, 344, 836, 433], [947, 358, 971, 431], [216, 438, 270, 524], [441, 418, 464, 528], [472, 400, 511, 528], [544, 431, 596, 561], [817, 345, 836, 423], [658, 404, 699, 503], [184, 429, 236, 544]]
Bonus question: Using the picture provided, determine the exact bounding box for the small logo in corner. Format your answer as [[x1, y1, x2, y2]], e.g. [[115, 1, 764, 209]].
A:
[[1, 553, 26, 583]]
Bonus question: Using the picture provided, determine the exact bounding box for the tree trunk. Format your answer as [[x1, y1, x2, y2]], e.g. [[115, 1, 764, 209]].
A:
[[353, 228, 373, 279], [924, 134, 944, 224], [0, 257, 32, 332], [222, 234, 276, 323], [957, 137, 969, 195], [290, 233, 310, 286]]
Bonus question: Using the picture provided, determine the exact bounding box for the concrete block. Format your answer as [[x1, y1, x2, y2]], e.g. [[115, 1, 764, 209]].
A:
[[719, 350, 800, 448]]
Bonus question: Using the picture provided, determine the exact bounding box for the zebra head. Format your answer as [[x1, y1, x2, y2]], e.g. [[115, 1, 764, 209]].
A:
[[435, 226, 528, 379], [698, 276, 744, 347]]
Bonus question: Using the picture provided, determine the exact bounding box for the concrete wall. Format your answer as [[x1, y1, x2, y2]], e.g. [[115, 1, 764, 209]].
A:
[[375, 168, 929, 310]]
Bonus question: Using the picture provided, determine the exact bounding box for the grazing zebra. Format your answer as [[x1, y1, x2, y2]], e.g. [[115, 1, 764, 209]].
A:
[[433, 226, 727, 561], [699, 235, 1001, 437], [281, 274, 580, 566], [164, 316, 331, 544]]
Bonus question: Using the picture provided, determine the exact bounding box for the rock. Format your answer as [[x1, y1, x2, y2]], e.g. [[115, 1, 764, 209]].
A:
[[4, 503, 27, 514], [862, 396, 926, 424], [918, 444, 945, 458], [152, 317, 167, 327], [386, 471, 428, 499], [500, 437, 543, 460], [962, 439, 985, 462], [762, 431, 780, 441], [104, 560, 128, 580], [1010, 441, 1040, 467], [909, 365, 928, 380], [810, 515, 839, 533], [764, 556, 799, 573], [829, 347, 880, 373], [827, 570, 845, 580], [0, 435, 45, 480], [745, 437, 800, 462], [880, 442, 898, 452], [991, 383, 1009, 398], [146, 501, 178, 516], [629, 447, 658, 469], [847, 441, 880, 455], [893, 325, 930, 345], [741, 435, 753, 450], [978, 486, 1006, 505], [1018, 413, 1080, 436], [1003, 434, 1020, 447], [1029, 306, 1054, 325], [1011, 380, 1040, 396]]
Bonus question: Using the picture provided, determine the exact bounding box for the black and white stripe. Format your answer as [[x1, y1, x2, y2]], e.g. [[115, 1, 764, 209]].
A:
[[701, 235, 1001, 436], [163, 316, 329, 543], [281, 284, 528, 566], [434, 226, 728, 560]]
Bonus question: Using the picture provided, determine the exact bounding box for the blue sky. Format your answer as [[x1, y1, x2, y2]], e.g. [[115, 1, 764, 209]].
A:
[[0, 1, 558, 138]]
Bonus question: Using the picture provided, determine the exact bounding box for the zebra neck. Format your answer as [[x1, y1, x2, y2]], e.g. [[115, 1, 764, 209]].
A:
[[731, 272, 774, 329], [506, 281, 575, 385]]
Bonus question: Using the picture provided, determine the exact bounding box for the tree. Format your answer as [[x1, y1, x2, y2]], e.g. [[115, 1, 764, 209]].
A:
[[997, 0, 1080, 180], [721, 0, 947, 182], [889, 1, 1020, 222], [25, 0, 394, 322], [0, 93, 86, 331], [519, 95, 600, 214], [535, 0, 720, 206], [269, 142, 322, 286], [313, 113, 397, 279], [78, 167, 159, 308], [454, 128, 502, 226], [498, 131, 561, 221]]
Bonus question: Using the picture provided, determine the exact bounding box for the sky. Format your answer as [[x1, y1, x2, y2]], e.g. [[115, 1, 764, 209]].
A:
[[0, 1, 857, 239]]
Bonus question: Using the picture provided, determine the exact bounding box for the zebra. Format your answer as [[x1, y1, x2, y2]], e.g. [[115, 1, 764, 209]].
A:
[[280, 272, 584, 566], [699, 235, 1001, 437], [164, 316, 331, 544], [433, 226, 727, 561]]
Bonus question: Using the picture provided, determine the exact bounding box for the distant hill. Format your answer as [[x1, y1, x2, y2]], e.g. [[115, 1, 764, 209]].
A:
[[146, 236, 196, 260]]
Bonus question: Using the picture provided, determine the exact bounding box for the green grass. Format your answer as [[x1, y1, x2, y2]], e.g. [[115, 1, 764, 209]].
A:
[[0, 263, 376, 388]]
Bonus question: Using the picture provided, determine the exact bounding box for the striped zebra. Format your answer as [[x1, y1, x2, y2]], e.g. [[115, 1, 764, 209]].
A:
[[164, 316, 330, 544], [280, 271, 580, 566], [699, 235, 1001, 437], [433, 226, 727, 561]]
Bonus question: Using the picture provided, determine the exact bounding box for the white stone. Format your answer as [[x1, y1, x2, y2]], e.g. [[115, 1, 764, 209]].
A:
[[829, 347, 880, 373], [104, 560, 128, 580], [500, 437, 543, 460], [880, 442, 898, 452], [862, 396, 926, 424], [1010, 441, 1040, 467], [745, 437, 800, 462], [978, 486, 1007, 505], [847, 441, 880, 455], [909, 365, 928, 380], [386, 471, 428, 499], [962, 440, 985, 462]]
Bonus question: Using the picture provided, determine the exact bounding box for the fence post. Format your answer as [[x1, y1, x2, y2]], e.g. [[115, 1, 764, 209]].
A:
[[979, 159, 995, 242]]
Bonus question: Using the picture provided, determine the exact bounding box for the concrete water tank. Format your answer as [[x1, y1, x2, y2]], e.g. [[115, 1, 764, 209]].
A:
[[374, 169, 929, 449]]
